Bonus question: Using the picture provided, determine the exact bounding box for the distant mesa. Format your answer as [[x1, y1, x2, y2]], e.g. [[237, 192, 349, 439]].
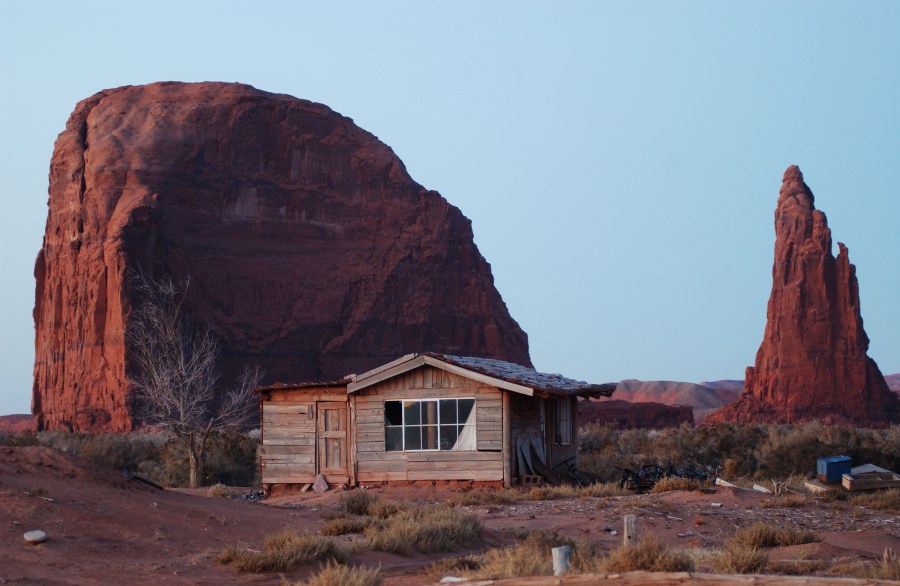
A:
[[578, 398, 694, 429], [885, 373, 900, 393], [32, 82, 531, 432], [709, 166, 900, 426], [599, 379, 742, 423], [0, 414, 35, 434]]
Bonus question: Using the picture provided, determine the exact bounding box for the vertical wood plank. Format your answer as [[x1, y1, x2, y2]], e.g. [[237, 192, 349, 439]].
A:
[[502, 391, 511, 487], [624, 515, 638, 546]]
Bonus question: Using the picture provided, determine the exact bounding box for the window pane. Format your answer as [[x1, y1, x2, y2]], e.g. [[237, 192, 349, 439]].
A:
[[404, 401, 421, 425], [458, 399, 475, 422], [384, 401, 402, 426], [405, 425, 422, 450], [439, 425, 458, 450], [439, 399, 457, 425], [422, 400, 438, 425], [385, 426, 403, 451], [422, 425, 438, 450]]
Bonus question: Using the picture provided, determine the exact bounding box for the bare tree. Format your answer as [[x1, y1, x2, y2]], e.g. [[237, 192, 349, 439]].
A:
[[126, 275, 261, 488]]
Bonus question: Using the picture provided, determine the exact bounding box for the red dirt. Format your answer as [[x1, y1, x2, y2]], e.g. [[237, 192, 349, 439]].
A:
[[2, 446, 897, 585]]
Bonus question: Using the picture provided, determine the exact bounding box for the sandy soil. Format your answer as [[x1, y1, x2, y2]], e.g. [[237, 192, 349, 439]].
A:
[[1, 446, 897, 585]]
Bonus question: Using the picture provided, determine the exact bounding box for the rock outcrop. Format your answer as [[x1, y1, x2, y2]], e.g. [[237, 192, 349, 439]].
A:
[[579, 398, 693, 429], [710, 166, 900, 425], [33, 82, 531, 432]]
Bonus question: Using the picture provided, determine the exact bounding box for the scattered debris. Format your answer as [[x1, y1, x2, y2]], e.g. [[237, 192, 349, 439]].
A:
[[842, 469, 900, 491], [233, 490, 265, 501], [753, 484, 772, 493]]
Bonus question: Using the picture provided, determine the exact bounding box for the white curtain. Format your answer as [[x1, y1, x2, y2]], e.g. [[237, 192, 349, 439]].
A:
[[453, 405, 476, 450]]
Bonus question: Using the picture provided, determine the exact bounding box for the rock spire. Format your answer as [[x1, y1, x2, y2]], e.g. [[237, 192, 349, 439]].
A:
[[710, 166, 900, 425]]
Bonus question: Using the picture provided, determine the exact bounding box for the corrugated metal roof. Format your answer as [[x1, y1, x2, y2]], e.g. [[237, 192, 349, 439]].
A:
[[423, 352, 615, 398]]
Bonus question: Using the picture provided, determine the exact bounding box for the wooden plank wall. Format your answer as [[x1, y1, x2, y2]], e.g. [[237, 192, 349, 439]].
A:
[[259, 387, 347, 485], [354, 365, 505, 482], [510, 393, 543, 480]]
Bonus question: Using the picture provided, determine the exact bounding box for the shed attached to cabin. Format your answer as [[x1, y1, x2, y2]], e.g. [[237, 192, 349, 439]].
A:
[[255, 352, 615, 490]]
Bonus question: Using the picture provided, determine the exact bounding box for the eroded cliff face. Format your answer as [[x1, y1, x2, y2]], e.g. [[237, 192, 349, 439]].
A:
[[33, 82, 531, 431], [710, 166, 900, 425]]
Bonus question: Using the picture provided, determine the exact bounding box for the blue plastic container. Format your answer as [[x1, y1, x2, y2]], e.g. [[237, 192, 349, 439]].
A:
[[817, 456, 851, 483]]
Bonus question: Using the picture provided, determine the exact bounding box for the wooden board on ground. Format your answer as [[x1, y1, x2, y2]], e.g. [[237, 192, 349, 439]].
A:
[[842, 471, 900, 491]]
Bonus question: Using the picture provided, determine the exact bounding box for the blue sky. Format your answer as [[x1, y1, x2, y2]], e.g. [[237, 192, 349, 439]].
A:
[[1, 1, 898, 415]]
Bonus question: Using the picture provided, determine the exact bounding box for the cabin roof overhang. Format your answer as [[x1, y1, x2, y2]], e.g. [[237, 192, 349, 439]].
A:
[[253, 379, 349, 394], [346, 352, 616, 399]]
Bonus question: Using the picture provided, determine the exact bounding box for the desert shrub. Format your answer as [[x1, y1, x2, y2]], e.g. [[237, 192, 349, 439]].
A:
[[714, 545, 768, 574], [602, 536, 694, 573], [367, 499, 407, 519], [767, 560, 827, 575], [425, 557, 483, 582], [1, 429, 258, 488], [578, 422, 900, 484], [321, 516, 371, 536], [849, 488, 900, 514], [650, 477, 705, 493], [217, 529, 344, 572], [207, 483, 231, 498], [731, 523, 818, 549], [340, 490, 375, 515], [363, 504, 481, 555], [287, 561, 381, 586]]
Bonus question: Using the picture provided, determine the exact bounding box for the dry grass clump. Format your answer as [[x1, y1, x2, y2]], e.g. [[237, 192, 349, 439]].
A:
[[767, 560, 827, 575], [217, 529, 344, 572], [602, 536, 694, 573], [827, 551, 900, 581], [320, 516, 371, 536], [849, 488, 900, 514], [649, 477, 706, 493], [363, 504, 481, 555], [367, 498, 408, 519], [207, 483, 230, 498], [285, 561, 382, 586], [713, 545, 768, 574], [340, 491, 376, 515], [446, 488, 518, 507], [731, 523, 818, 549], [517, 482, 628, 501], [462, 531, 603, 579]]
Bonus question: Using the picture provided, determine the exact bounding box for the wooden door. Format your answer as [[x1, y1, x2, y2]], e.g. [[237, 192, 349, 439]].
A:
[[316, 401, 348, 481]]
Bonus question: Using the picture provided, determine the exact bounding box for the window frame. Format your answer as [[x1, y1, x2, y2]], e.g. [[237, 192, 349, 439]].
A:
[[383, 397, 476, 452]]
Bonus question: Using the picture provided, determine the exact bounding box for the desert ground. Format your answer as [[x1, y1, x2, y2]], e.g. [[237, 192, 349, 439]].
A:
[[1, 445, 898, 585]]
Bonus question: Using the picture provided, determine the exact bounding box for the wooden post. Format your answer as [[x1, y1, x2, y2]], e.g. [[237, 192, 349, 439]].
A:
[[552, 545, 571, 576], [623, 514, 638, 546]]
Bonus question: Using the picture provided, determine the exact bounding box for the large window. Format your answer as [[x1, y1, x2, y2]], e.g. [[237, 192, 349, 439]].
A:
[[384, 398, 475, 451]]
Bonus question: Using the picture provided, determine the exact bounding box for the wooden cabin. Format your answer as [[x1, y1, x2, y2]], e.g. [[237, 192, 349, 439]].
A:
[[255, 352, 615, 490]]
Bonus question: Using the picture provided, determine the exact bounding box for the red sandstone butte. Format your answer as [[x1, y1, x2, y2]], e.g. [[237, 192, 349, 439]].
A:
[[710, 166, 900, 425], [33, 82, 531, 432]]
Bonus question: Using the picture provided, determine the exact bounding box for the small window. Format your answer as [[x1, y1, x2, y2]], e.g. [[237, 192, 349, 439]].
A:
[[384, 398, 476, 451], [555, 397, 573, 446]]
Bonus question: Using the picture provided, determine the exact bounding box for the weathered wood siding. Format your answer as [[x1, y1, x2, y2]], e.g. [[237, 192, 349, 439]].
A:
[[354, 365, 505, 482], [260, 386, 347, 485]]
